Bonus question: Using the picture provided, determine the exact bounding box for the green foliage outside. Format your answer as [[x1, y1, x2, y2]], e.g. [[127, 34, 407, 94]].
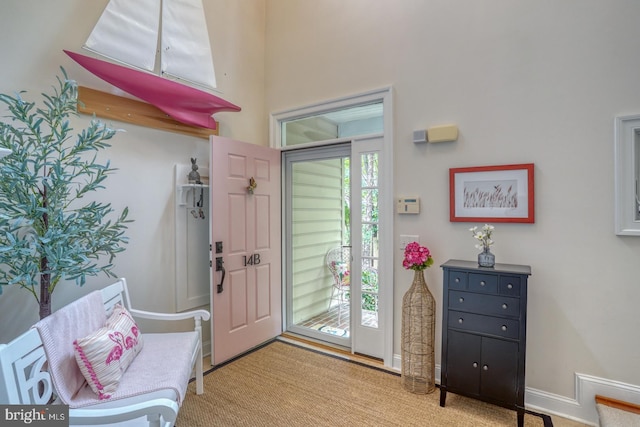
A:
[[0, 69, 132, 319], [361, 267, 378, 312], [342, 155, 379, 312]]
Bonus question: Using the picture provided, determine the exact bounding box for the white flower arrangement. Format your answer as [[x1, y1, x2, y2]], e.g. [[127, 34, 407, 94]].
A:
[[469, 224, 495, 251]]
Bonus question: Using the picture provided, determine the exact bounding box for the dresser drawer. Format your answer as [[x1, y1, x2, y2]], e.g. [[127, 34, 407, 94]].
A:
[[448, 310, 519, 339], [449, 291, 520, 318], [468, 273, 498, 294], [499, 276, 521, 296], [447, 270, 467, 290]]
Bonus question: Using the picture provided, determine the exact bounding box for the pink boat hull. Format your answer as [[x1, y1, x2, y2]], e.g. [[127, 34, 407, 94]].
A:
[[64, 50, 241, 130]]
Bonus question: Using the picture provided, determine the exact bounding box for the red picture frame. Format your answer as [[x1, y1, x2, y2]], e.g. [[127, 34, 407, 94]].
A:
[[449, 163, 535, 223]]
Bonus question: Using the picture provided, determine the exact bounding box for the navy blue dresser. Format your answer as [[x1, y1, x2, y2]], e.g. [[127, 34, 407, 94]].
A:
[[440, 259, 531, 426]]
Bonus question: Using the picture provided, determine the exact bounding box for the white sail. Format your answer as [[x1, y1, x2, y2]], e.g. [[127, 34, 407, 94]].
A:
[[83, 0, 217, 91], [161, 0, 217, 90], [84, 0, 160, 72]]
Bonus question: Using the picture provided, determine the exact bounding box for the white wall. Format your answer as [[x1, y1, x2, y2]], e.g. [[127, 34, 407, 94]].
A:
[[265, 0, 640, 407], [4, 0, 640, 420], [0, 0, 266, 341]]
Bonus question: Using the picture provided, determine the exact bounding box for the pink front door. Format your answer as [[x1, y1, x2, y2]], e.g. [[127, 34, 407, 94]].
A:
[[210, 136, 281, 365]]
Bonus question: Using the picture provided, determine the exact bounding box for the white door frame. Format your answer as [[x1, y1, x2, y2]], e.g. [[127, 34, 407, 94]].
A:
[[350, 135, 386, 359], [270, 87, 394, 366]]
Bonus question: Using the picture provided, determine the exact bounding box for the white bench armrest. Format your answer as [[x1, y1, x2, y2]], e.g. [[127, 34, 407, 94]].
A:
[[69, 398, 179, 426], [129, 308, 210, 322]]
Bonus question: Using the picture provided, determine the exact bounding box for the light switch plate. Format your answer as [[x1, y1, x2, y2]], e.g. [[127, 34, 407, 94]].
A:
[[400, 235, 419, 250]]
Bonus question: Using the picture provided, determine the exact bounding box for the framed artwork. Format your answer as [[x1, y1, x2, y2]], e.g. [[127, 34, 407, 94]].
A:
[[614, 114, 640, 235], [449, 163, 535, 223]]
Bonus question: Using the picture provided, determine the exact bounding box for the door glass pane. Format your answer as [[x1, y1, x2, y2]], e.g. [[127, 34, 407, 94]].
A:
[[360, 152, 379, 328], [290, 156, 351, 338], [361, 189, 377, 222], [281, 102, 383, 147]]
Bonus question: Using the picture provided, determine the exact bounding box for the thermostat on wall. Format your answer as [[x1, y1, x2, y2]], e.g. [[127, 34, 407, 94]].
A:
[[397, 197, 420, 214]]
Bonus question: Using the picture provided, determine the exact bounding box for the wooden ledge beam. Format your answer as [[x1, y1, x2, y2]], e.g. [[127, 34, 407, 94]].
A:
[[77, 86, 218, 139]]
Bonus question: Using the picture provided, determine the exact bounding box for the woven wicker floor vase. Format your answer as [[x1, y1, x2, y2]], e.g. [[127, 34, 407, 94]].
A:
[[401, 269, 436, 394]]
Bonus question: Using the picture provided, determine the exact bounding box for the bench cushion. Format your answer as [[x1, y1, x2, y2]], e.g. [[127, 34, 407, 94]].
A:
[[34, 290, 199, 409], [69, 331, 198, 408]]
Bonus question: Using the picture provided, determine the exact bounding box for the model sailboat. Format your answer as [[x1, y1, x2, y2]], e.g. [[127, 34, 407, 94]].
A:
[[65, 0, 240, 130]]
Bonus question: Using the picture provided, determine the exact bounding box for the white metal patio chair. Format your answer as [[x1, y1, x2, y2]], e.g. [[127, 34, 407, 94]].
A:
[[326, 247, 351, 312]]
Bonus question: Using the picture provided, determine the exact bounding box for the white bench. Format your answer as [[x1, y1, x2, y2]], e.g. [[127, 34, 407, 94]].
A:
[[0, 278, 210, 427]]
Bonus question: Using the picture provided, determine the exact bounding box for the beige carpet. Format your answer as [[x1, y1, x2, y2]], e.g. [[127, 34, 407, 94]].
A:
[[177, 340, 549, 426]]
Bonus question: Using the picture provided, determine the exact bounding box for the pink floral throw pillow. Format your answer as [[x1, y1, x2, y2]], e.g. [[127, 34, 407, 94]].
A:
[[73, 304, 144, 399]]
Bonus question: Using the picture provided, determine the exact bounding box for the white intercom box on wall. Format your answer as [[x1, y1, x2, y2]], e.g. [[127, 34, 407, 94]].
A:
[[396, 197, 420, 214]]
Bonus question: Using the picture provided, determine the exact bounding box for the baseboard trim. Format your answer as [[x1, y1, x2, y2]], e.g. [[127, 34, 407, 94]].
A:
[[392, 353, 441, 384], [525, 387, 587, 425], [526, 373, 640, 426], [203, 338, 212, 358], [393, 353, 640, 426]]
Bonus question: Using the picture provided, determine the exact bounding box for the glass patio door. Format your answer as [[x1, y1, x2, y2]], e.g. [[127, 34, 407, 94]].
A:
[[285, 144, 352, 347], [284, 140, 384, 360], [275, 88, 392, 364]]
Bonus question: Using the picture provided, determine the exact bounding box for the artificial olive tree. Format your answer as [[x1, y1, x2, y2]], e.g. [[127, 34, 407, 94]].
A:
[[0, 69, 131, 319]]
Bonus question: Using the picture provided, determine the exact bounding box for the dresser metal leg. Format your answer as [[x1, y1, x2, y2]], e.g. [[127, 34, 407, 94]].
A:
[[439, 388, 447, 407]]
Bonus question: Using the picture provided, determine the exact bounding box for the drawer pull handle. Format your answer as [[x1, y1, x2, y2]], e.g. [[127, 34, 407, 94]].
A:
[[480, 281, 486, 286], [507, 283, 513, 289], [458, 318, 464, 324], [483, 365, 489, 371], [501, 325, 507, 331], [455, 278, 460, 283], [502, 303, 508, 309], [472, 362, 478, 368], [459, 297, 464, 303]]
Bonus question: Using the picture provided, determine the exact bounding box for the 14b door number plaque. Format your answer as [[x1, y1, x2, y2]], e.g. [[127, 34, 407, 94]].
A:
[[243, 254, 261, 266]]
